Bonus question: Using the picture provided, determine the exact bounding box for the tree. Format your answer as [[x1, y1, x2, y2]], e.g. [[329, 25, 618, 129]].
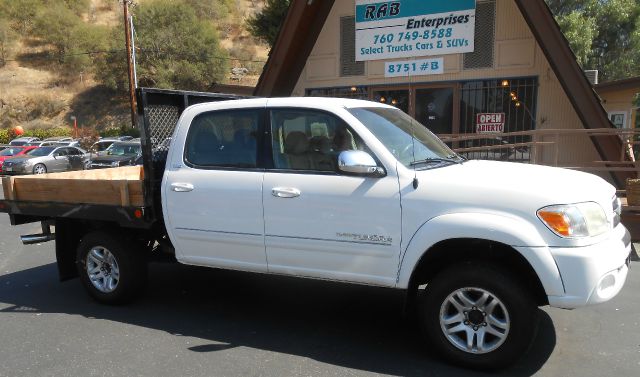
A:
[[184, 0, 236, 20], [97, 0, 229, 92], [0, 0, 43, 33], [0, 17, 15, 68], [31, 2, 109, 75], [247, 0, 290, 46], [546, 0, 640, 81]]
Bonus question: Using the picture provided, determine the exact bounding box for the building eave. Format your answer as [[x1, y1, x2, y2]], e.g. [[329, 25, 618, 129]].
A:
[[595, 77, 640, 93], [254, 0, 336, 97]]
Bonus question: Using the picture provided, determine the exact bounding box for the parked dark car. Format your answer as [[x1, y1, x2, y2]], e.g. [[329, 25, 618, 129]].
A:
[[89, 139, 118, 157], [89, 141, 142, 169]]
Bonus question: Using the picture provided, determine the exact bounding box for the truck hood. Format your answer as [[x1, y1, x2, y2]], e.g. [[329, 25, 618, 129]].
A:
[[413, 160, 616, 233]]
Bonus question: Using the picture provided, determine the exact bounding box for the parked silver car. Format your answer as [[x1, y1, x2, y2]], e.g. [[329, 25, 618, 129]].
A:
[[3, 146, 88, 175], [9, 137, 40, 146]]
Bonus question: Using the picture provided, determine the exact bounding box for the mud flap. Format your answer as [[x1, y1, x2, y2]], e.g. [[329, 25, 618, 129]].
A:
[[55, 219, 81, 281]]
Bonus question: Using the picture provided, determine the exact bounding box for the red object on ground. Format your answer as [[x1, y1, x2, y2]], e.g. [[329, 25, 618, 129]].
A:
[[13, 126, 24, 136]]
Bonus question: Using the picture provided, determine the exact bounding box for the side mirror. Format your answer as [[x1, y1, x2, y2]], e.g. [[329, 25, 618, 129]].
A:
[[338, 150, 384, 177]]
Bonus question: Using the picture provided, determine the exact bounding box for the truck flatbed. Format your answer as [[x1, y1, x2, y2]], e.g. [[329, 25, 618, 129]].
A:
[[0, 166, 150, 228]]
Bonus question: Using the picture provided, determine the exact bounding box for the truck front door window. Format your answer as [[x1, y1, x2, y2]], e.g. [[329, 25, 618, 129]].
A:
[[270, 109, 369, 172]]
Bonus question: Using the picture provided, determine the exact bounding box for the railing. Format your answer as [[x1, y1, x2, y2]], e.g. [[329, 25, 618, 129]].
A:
[[438, 128, 640, 177]]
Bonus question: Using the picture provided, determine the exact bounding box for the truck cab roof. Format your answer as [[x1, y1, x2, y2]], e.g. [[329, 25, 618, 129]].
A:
[[187, 97, 391, 112]]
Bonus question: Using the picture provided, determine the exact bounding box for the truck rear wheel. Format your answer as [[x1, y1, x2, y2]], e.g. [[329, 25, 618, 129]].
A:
[[420, 263, 538, 370], [76, 231, 147, 304]]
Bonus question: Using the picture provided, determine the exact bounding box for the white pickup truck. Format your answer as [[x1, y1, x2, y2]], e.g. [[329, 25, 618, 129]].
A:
[[1, 88, 631, 370]]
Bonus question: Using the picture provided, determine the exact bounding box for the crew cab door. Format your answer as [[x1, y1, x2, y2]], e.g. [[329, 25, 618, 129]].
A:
[[163, 107, 268, 272], [262, 108, 402, 287]]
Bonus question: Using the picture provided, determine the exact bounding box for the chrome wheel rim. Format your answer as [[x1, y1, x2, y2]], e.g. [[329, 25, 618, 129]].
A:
[[439, 287, 510, 354], [33, 165, 46, 174], [85, 246, 120, 293]]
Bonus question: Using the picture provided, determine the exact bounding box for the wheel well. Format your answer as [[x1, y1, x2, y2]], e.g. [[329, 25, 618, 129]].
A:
[[55, 219, 154, 281], [408, 238, 549, 306]]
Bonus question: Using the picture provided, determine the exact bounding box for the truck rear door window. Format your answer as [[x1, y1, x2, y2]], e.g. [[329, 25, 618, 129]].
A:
[[185, 109, 260, 169]]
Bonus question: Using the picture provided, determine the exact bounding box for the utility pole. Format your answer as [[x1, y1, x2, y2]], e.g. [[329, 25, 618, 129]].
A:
[[123, 0, 137, 128]]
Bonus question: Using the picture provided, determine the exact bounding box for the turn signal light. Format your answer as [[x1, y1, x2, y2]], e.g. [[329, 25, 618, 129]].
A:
[[537, 211, 570, 236]]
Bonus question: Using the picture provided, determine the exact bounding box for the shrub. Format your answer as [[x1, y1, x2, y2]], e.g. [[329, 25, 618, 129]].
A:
[[23, 119, 55, 130], [28, 95, 67, 120], [100, 126, 140, 138], [0, 127, 74, 143]]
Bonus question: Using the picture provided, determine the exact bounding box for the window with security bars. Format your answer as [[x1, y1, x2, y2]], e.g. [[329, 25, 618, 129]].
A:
[[306, 86, 369, 99], [458, 77, 538, 163], [340, 16, 365, 76], [463, 0, 496, 70]]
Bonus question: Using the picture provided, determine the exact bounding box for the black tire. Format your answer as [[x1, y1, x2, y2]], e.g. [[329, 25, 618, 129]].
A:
[[33, 163, 47, 174], [76, 231, 147, 304], [419, 263, 538, 370]]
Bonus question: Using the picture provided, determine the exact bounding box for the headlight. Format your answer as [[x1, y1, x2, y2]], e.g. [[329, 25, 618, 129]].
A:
[[537, 202, 609, 238], [111, 161, 120, 167]]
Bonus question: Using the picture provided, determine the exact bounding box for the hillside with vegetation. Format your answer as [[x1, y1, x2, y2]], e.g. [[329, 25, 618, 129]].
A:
[[0, 0, 269, 138]]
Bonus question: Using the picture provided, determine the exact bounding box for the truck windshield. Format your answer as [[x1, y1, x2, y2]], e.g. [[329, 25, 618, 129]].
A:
[[348, 107, 461, 168]]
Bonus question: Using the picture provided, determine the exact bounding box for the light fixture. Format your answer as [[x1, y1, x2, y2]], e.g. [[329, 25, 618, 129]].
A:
[[501, 80, 510, 87], [350, 86, 357, 92], [380, 97, 386, 103], [515, 101, 522, 107], [510, 91, 517, 99], [391, 99, 398, 105]]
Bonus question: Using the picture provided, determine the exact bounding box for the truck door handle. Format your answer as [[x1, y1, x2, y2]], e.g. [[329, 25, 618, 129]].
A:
[[171, 183, 194, 192], [272, 187, 301, 198]]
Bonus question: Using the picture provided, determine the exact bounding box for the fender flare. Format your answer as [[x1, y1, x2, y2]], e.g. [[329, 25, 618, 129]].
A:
[[396, 213, 564, 297]]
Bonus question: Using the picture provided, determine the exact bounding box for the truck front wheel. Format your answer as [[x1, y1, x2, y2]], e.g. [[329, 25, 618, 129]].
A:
[[76, 231, 147, 304], [420, 263, 538, 370]]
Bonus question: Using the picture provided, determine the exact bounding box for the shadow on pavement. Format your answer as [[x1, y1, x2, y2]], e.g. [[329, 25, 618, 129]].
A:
[[0, 262, 556, 376]]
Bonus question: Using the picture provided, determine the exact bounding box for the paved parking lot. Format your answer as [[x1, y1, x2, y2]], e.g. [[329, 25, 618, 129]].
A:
[[0, 221, 638, 377]]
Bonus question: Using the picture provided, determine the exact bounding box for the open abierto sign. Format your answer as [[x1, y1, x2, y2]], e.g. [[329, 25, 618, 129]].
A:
[[476, 113, 506, 133]]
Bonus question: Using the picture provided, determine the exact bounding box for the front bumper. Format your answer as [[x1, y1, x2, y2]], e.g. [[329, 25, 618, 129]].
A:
[[2, 165, 31, 175], [547, 223, 631, 309]]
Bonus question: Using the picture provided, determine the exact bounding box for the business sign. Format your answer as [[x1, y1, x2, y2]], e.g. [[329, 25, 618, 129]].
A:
[[355, 0, 476, 61], [384, 58, 444, 77], [476, 113, 506, 133]]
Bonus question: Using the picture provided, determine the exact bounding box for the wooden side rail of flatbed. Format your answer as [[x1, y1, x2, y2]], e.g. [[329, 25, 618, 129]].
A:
[[1, 166, 144, 207], [0, 166, 152, 229]]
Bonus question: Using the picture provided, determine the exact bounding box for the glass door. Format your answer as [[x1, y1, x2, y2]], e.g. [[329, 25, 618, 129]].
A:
[[414, 87, 455, 135]]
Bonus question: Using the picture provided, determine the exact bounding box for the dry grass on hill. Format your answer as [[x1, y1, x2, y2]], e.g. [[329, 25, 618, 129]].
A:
[[0, 0, 269, 131]]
